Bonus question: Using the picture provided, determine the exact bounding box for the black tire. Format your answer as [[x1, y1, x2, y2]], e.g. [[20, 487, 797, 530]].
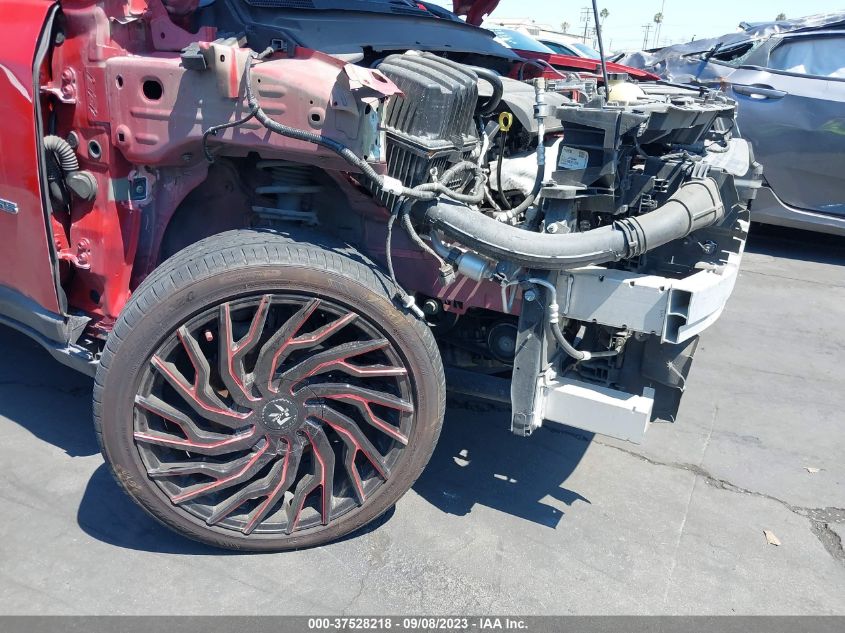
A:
[[93, 229, 445, 551]]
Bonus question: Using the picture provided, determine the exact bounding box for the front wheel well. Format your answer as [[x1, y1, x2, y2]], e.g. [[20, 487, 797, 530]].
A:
[[154, 155, 362, 267]]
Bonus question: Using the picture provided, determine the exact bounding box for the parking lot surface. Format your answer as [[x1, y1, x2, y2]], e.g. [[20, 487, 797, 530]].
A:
[[0, 226, 843, 615]]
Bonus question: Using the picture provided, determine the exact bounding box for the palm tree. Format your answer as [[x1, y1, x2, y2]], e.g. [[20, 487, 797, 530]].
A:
[[600, 8, 609, 24], [776, 12, 787, 20], [653, 11, 664, 47]]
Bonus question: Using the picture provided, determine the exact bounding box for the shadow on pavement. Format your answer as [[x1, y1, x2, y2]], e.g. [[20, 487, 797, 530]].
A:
[[76, 462, 397, 554], [77, 463, 227, 555], [0, 326, 395, 554], [747, 223, 845, 265], [0, 325, 97, 457], [1, 324, 590, 552], [414, 400, 591, 529]]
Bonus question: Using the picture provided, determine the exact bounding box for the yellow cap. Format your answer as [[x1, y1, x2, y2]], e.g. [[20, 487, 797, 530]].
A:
[[498, 111, 514, 133]]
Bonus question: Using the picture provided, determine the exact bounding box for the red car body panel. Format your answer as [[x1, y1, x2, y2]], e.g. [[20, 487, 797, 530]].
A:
[[449, 2, 660, 81], [452, 0, 501, 26], [515, 49, 661, 82], [2, 0, 441, 328], [0, 0, 61, 313], [0, 0, 655, 336], [0, 0, 510, 334]]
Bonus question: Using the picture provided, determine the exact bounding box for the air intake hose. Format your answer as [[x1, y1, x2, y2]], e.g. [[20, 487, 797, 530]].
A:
[[423, 178, 725, 270]]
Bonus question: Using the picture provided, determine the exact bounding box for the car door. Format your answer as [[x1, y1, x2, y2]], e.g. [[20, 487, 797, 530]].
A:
[[726, 32, 845, 216], [0, 0, 62, 314]]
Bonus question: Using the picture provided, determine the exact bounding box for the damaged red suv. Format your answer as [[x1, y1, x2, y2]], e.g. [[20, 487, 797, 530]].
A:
[[0, 0, 759, 550]]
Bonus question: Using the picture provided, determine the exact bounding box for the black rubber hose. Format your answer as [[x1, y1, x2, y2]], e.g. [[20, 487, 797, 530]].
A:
[[615, 178, 725, 254], [43, 135, 78, 173], [494, 82, 547, 223], [424, 178, 725, 270], [468, 65, 504, 116], [493, 161, 544, 222], [496, 133, 511, 209], [518, 59, 569, 81]]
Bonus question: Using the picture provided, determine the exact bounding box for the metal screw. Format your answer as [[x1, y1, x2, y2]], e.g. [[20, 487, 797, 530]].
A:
[[524, 289, 538, 302], [421, 298, 441, 317], [76, 239, 91, 266]]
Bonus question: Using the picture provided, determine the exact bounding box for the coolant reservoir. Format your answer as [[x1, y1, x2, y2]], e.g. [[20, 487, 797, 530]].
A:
[[607, 73, 646, 105]]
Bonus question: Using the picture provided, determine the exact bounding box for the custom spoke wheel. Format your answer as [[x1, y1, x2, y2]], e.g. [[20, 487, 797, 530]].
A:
[[94, 230, 445, 551], [135, 295, 412, 535]]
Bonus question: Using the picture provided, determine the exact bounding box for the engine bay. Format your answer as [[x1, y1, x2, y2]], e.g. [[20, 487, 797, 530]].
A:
[[38, 0, 761, 440]]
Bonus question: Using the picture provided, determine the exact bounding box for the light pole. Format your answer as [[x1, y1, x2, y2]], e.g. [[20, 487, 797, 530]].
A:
[[654, 0, 667, 48], [580, 7, 592, 43]]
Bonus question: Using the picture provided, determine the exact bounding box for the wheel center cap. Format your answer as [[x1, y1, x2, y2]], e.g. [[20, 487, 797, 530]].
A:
[[260, 397, 300, 433]]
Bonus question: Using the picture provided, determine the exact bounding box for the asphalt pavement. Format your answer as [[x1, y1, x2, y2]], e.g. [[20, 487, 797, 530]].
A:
[[0, 225, 843, 615]]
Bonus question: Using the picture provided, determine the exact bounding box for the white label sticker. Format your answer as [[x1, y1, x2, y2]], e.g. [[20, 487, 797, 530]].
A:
[[557, 146, 589, 170]]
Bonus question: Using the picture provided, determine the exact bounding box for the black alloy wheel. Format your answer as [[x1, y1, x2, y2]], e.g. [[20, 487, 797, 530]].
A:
[[94, 230, 445, 551]]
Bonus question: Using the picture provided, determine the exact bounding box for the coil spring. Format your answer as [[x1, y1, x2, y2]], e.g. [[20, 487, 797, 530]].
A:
[[252, 160, 322, 225]]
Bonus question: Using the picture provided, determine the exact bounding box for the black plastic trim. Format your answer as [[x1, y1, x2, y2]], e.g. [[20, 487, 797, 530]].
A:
[[0, 286, 96, 376]]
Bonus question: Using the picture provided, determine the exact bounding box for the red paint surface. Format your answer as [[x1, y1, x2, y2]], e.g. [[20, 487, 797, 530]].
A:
[[0, 0, 523, 333], [14, 0, 398, 327], [514, 49, 662, 82], [0, 0, 61, 312], [452, 0, 501, 26]]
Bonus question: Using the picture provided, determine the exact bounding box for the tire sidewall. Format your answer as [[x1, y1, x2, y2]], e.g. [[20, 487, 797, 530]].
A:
[[98, 252, 443, 551]]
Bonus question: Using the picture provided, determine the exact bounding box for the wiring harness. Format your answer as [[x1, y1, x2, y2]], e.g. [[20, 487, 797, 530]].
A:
[[202, 47, 490, 316]]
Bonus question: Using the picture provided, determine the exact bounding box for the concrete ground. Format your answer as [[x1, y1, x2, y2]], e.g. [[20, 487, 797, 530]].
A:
[[0, 225, 843, 615]]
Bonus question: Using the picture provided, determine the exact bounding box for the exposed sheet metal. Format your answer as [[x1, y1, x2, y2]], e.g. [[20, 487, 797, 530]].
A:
[[617, 11, 845, 84]]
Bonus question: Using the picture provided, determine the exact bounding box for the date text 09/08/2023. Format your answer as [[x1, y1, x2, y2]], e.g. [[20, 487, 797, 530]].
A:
[[308, 617, 529, 630]]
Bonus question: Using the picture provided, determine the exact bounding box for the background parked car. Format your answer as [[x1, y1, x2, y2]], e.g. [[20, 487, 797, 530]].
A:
[[619, 13, 845, 236], [490, 28, 659, 82], [536, 33, 602, 60], [483, 21, 603, 59], [722, 29, 845, 235]]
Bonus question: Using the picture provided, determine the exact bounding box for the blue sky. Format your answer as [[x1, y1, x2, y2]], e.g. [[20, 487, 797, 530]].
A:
[[428, 1, 843, 50]]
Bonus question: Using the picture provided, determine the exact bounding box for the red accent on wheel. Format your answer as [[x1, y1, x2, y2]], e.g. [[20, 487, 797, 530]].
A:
[[132, 294, 414, 535]]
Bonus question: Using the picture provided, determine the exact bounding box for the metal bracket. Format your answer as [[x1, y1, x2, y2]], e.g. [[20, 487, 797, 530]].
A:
[[510, 281, 549, 437], [58, 239, 92, 271], [543, 379, 655, 444]]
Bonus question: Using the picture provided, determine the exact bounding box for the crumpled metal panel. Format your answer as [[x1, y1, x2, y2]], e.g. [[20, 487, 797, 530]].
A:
[[617, 11, 845, 84]]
